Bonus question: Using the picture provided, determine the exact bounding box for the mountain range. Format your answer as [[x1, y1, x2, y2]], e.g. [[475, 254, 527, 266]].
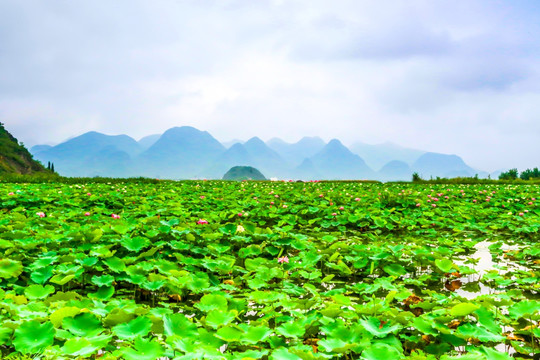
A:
[[31, 126, 486, 180]]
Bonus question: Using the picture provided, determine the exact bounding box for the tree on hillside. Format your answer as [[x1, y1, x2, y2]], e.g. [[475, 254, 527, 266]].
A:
[[499, 168, 518, 180], [520, 167, 540, 180]]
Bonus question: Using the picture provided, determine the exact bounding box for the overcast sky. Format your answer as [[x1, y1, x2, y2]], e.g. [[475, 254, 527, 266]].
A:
[[1, 0, 539, 171]]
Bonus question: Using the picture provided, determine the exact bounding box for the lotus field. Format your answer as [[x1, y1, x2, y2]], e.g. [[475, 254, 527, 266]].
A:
[[1, 180, 540, 359]]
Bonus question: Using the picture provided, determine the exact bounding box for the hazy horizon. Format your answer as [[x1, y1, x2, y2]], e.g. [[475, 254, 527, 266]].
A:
[[2, 1, 540, 172]]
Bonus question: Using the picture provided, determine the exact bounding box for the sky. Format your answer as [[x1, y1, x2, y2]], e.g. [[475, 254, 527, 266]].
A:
[[1, 0, 540, 172]]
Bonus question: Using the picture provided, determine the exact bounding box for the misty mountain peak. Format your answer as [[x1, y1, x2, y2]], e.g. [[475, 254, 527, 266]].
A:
[[245, 137, 266, 147]]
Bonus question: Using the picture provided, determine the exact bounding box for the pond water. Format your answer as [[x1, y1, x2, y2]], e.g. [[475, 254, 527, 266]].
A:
[[454, 240, 533, 356]]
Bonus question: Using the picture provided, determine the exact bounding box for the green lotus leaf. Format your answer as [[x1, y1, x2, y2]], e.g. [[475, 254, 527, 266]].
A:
[[508, 300, 540, 320], [361, 343, 402, 360], [112, 316, 152, 340], [195, 293, 228, 312], [50, 306, 81, 327], [471, 346, 513, 360], [30, 265, 53, 284], [360, 317, 401, 338], [122, 337, 164, 360], [46, 291, 80, 304], [111, 224, 130, 235], [0, 259, 23, 279], [104, 308, 135, 327], [0, 239, 13, 249], [103, 256, 126, 272], [50, 273, 75, 286], [441, 354, 484, 360], [78, 257, 99, 267], [88, 286, 115, 300], [91, 274, 115, 287], [231, 349, 270, 360], [61, 337, 100, 357], [241, 325, 273, 344], [62, 312, 103, 337], [450, 303, 480, 317], [456, 323, 505, 342], [435, 259, 454, 273], [122, 236, 150, 252], [163, 313, 197, 337], [317, 337, 353, 352], [382, 263, 407, 276], [276, 322, 305, 338], [216, 326, 245, 342], [270, 347, 302, 360], [13, 321, 55, 354], [86, 333, 112, 348], [0, 327, 13, 344], [24, 284, 55, 299], [411, 317, 438, 336], [205, 310, 236, 329], [187, 273, 211, 293], [475, 306, 500, 334], [142, 280, 165, 291]]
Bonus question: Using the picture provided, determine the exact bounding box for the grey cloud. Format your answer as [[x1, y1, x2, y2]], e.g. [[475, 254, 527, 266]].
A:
[[291, 22, 453, 61], [441, 61, 529, 91]]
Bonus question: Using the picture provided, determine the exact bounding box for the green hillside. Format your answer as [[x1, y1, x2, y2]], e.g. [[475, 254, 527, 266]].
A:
[[223, 166, 266, 180], [0, 122, 49, 174]]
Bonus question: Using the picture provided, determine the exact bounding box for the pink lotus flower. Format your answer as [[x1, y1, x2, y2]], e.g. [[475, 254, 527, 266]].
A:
[[528, 202, 533, 205], [339, 206, 344, 210], [319, 194, 323, 198], [8, 192, 14, 196], [277, 256, 289, 264], [473, 200, 477, 203], [432, 204, 437, 207], [84, 212, 91, 216], [282, 205, 288, 208], [519, 212, 524, 216], [355, 198, 360, 201], [36, 212, 46, 218], [416, 203, 421, 207], [200, 195, 205, 199], [238, 213, 243, 217], [111, 214, 121, 219], [87, 193, 91, 196], [270, 201, 274, 205], [197, 219, 208, 225], [332, 212, 337, 216]]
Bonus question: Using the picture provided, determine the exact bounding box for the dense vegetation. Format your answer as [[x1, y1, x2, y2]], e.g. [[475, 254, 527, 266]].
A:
[[412, 172, 540, 185], [499, 168, 540, 181], [0, 123, 51, 175], [222, 166, 267, 181], [0, 180, 539, 359]]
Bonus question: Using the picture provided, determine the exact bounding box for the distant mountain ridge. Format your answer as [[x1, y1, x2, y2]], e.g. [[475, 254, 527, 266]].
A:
[[309, 139, 375, 180], [31, 126, 482, 180], [349, 141, 425, 170], [413, 152, 476, 179]]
